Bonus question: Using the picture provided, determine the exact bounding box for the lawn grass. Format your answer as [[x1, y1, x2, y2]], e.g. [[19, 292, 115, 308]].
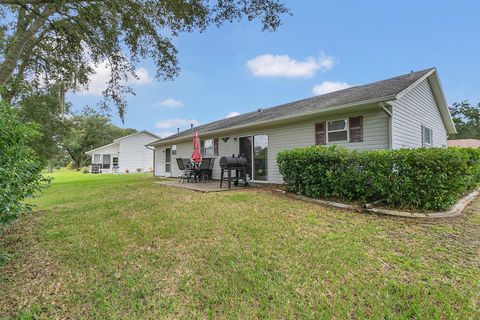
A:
[[1, 172, 479, 319]]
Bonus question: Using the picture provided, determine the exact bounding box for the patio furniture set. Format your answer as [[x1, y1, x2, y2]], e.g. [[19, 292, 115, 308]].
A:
[[176, 158, 215, 183]]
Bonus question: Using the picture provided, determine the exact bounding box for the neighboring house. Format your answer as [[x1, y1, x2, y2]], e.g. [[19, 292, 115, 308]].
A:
[[86, 130, 160, 173], [147, 68, 456, 184], [448, 139, 480, 148]]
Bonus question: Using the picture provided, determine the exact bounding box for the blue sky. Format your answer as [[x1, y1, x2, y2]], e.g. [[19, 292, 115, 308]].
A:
[[68, 0, 480, 136]]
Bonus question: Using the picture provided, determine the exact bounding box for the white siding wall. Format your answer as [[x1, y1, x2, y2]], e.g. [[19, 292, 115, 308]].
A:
[[118, 132, 157, 173], [88, 144, 119, 173], [391, 79, 448, 149], [89, 143, 120, 160], [154, 107, 389, 183], [154, 146, 166, 176]]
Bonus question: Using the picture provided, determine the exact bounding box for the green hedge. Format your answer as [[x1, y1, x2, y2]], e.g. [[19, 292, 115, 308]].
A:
[[277, 145, 480, 210]]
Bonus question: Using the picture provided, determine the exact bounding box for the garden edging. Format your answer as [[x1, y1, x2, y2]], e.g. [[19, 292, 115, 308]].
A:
[[281, 188, 480, 219]]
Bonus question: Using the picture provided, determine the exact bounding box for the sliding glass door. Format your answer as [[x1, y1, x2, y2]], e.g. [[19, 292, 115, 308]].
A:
[[239, 136, 253, 179], [239, 135, 268, 181]]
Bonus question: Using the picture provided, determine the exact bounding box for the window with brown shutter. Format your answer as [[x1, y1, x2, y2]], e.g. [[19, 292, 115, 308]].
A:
[[349, 116, 363, 143], [315, 122, 326, 145], [213, 138, 219, 156]]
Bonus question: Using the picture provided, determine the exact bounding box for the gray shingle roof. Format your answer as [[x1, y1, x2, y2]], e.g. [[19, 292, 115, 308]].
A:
[[152, 68, 433, 144]]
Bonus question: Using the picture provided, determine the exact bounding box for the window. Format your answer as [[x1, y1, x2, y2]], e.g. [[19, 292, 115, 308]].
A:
[[113, 157, 119, 167], [422, 126, 433, 147], [102, 154, 111, 169], [93, 154, 101, 164], [327, 119, 348, 143], [201, 138, 219, 156], [171, 145, 177, 155]]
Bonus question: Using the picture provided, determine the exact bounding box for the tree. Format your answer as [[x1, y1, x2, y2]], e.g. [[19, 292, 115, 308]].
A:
[[17, 88, 70, 172], [0, 0, 289, 119], [449, 101, 480, 139], [0, 97, 48, 226], [63, 110, 136, 169]]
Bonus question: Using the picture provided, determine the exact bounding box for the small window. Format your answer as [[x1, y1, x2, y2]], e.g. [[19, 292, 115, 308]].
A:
[[423, 126, 433, 146], [202, 139, 214, 156], [93, 154, 101, 164], [113, 157, 119, 167], [327, 119, 348, 143], [171, 145, 177, 155]]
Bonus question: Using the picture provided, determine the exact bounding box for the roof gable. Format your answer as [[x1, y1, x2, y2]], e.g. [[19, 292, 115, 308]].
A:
[[113, 130, 160, 142]]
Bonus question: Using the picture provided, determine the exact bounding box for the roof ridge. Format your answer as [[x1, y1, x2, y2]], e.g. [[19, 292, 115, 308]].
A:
[[151, 68, 435, 144]]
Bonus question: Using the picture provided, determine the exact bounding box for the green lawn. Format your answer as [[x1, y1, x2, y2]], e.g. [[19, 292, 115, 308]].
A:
[[1, 172, 479, 319]]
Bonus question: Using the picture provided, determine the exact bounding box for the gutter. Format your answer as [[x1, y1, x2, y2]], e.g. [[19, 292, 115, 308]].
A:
[[149, 95, 397, 147], [145, 145, 155, 176], [379, 102, 393, 150]]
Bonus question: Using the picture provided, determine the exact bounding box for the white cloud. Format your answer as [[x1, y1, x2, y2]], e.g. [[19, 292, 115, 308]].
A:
[[154, 98, 184, 108], [155, 118, 200, 129], [225, 111, 240, 118], [129, 67, 153, 85], [78, 61, 152, 96], [312, 81, 353, 95], [246, 52, 335, 78]]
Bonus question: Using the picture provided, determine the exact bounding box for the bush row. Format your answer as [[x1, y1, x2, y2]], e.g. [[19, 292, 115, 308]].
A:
[[277, 145, 480, 210]]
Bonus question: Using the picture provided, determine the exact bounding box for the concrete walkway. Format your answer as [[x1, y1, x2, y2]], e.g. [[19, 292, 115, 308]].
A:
[[154, 179, 241, 193]]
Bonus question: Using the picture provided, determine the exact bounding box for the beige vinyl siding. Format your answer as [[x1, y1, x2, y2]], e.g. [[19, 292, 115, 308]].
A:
[[154, 107, 389, 183], [117, 132, 156, 173], [267, 108, 389, 183], [391, 78, 448, 148]]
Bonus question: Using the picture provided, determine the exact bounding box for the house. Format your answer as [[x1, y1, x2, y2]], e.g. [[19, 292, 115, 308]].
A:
[[448, 139, 480, 148], [147, 68, 456, 184], [86, 130, 160, 173]]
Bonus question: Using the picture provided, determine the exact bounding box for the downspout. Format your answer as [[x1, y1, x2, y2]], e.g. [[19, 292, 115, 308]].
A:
[[146, 145, 155, 176], [379, 102, 393, 149]]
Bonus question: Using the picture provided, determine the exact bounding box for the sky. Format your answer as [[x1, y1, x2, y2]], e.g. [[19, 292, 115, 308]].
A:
[[68, 0, 480, 137]]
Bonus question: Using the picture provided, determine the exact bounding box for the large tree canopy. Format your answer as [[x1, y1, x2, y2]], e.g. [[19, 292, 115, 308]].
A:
[[449, 101, 480, 139], [0, 0, 289, 119]]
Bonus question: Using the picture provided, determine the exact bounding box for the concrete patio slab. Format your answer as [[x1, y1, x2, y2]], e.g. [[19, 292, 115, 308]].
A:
[[154, 179, 242, 192]]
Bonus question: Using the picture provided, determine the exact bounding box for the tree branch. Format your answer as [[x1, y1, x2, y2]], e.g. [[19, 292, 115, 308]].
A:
[[0, 5, 54, 83]]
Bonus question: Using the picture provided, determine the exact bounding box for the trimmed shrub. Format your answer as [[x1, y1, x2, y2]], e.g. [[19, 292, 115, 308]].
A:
[[277, 145, 480, 210]]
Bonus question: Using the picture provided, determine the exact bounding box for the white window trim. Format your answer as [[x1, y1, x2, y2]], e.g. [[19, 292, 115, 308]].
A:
[[326, 119, 349, 143], [171, 144, 177, 155], [424, 127, 433, 146]]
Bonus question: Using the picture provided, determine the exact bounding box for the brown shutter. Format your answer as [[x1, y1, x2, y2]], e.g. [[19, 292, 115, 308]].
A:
[[349, 116, 363, 142], [200, 140, 205, 156], [213, 138, 219, 156], [421, 125, 425, 147], [315, 122, 326, 145]]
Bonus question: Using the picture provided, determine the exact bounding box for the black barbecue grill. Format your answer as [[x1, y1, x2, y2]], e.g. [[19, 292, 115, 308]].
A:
[[219, 154, 249, 189]]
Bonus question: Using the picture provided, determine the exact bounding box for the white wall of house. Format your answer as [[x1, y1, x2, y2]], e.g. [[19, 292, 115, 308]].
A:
[[87, 132, 157, 174], [118, 132, 156, 173], [391, 78, 448, 148], [88, 144, 120, 173], [154, 106, 389, 183]]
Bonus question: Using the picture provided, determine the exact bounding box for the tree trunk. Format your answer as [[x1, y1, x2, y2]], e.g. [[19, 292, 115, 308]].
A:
[[47, 159, 53, 173]]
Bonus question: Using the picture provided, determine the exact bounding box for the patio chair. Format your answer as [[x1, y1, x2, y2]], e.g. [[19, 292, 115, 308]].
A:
[[177, 158, 194, 183], [208, 158, 215, 181], [197, 158, 212, 182]]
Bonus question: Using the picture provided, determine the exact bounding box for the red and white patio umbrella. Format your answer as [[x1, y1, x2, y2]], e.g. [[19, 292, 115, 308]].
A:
[[191, 131, 202, 164]]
